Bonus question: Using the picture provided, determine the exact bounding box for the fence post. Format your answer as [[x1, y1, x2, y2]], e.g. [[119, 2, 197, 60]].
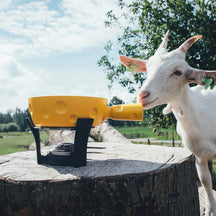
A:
[[172, 137, 175, 147]]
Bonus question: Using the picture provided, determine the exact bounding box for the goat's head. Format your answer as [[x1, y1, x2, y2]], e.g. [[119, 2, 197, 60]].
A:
[[120, 31, 216, 109]]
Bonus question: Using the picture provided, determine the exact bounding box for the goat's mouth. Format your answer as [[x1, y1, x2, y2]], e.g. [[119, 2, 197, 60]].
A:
[[140, 97, 158, 108]]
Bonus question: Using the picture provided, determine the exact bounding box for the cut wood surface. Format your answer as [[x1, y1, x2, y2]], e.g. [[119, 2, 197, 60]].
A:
[[0, 143, 200, 216], [1, 143, 190, 181]]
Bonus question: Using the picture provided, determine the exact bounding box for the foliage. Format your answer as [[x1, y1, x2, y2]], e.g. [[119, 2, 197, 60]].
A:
[[203, 77, 215, 90], [7, 123, 20, 132], [0, 123, 20, 132], [142, 105, 176, 128], [13, 108, 29, 132], [0, 110, 13, 123], [108, 96, 125, 106], [0, 108, 29, 132], [98, 0, 216, 128], [0, 124, 9, 132]]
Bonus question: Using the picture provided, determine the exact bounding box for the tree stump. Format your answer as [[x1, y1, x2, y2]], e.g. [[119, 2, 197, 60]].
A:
[[0, 143, 200, 216]]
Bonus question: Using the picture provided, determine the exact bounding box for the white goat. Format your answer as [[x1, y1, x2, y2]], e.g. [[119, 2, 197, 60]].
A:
[[120, 31, 216, 216]]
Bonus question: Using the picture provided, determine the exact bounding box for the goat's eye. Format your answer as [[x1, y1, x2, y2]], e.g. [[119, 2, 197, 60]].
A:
[[173, 71, 182, 76]]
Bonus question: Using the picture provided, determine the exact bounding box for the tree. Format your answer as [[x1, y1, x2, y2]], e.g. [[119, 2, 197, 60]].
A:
[[0, 108, 29, 132], [7, 123, 20, 132], [13, 108, 29, 132], [108, 96, 125, 106], [0, 110, 13, 124], [98, 0, 216, 128]]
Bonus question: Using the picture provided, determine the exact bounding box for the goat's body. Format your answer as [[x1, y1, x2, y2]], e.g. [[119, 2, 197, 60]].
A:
[[171, 85, 216, 160], [170, 85, 216, 215], [120, 32, 216, 215]]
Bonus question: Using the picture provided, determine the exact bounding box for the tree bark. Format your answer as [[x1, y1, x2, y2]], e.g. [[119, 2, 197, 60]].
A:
[[44, 121, 131, 146], [90, 121, 131, 143], [0, 143, 200, 216]]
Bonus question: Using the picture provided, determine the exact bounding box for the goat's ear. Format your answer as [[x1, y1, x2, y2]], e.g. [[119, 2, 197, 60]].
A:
[[187, 69, 216, 85], [119, 55, 147, 72], [178, 35, 202, 53]]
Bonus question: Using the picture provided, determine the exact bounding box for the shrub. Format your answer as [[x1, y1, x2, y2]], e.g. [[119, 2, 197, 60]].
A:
[[0, 123, 20, 132], [7, 123, 20, 132], [0, 124, 8, 132]]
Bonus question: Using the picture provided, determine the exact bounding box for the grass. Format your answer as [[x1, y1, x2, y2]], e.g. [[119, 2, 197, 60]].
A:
[[0, 131, 47, 155], [0, 127, 180, 156], [114, 126, 181, 140]]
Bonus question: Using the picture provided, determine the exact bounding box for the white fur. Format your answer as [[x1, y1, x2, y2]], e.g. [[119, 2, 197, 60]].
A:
[[120, 33, 216, 215], [172, 86, 216, 215]]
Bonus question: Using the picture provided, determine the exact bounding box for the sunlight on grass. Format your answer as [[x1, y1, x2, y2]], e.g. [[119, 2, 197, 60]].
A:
[[0, 131, 47, 155], [114, 126, 181, 140]]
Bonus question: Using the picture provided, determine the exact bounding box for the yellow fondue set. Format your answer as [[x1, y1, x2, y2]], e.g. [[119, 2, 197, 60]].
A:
[[27, 96, 143, 167]]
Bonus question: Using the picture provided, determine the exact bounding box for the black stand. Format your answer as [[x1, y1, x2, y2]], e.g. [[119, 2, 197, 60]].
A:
[[26, 117, 93, 167]]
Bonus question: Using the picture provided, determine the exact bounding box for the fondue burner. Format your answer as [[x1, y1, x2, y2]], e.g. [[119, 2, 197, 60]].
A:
[[27, 96, 143, 167], [27, 117, 93, 167]]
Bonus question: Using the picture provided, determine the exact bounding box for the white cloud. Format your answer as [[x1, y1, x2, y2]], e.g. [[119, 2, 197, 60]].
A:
[[0, 0, 132, 112], [0, 0, 12, 10], [70, 83, 137, 105], [70, 84, 110, 100], [0, 53, 48, 112], [0, 0, 120, 58]]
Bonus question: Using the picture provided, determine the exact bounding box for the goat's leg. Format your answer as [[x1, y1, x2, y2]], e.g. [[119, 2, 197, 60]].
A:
[[195, 157, 216, 216]]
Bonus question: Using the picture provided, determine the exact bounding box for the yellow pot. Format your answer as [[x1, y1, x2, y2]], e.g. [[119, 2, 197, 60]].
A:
[[28, 96, 143, 127]]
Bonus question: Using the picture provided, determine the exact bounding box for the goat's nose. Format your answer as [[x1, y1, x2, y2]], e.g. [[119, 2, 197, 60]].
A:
[[139, 90, 150, 98]]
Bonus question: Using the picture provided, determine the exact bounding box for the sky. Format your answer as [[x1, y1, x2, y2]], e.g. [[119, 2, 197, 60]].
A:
[[0, 0, 137, 113]]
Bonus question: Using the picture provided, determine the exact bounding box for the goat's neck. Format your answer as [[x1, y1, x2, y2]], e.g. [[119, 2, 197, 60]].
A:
[[169, 85, 199, 130]]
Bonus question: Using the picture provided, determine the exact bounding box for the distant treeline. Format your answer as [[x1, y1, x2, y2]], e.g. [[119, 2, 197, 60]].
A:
[[0, 108, 29, 132]]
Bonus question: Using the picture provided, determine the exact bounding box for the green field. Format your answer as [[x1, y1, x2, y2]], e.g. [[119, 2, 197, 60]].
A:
[[115, 126, 181, 140], [0, 127, 180, 155], [0, 131, 47, 155]]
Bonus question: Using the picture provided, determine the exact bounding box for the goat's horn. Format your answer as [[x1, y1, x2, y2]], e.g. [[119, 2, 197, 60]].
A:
[[179, 35, 202, 53], [160, 30, 169, 49]]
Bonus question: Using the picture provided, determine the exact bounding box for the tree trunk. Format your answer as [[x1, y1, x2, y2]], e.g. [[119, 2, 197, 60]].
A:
[[90, 121, 131, 143], [45, 121, 131, 146], [0, 143, 200, 216]]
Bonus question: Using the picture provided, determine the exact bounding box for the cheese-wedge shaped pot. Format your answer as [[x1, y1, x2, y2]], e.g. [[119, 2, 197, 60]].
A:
[[28, 96, 143, 127]]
